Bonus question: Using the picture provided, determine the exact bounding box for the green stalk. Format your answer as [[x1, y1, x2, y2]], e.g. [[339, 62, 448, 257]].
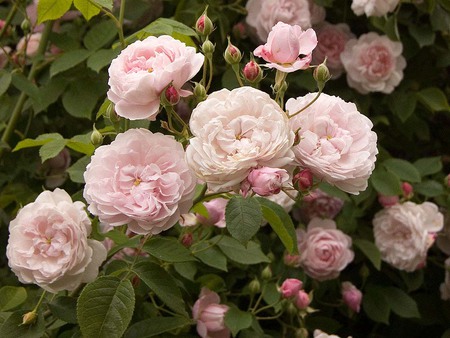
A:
[[0, 2, 17, 41]]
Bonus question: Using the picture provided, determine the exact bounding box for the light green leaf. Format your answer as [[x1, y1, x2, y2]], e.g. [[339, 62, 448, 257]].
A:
[[225, 196, 262, 245], [39, 138, 67, 163], [0, 286, 27, 311], [416, 87, 450, 112], [0, 71, 12, 96], [13, 137, 55, 152], [84, 20, 117, 50], [91, 0, 113, 10], [143, 237, 197, 263], [224, 307, 253, 337], [370, 168, 402, 196], [143, 17, 197, 37], [48, 296, 78, 324], [50, 49, 92, 78], [87, 48, 120, 73], [74, 0, 101, 20], [414, 180, 444, 197], [124, 317, 191, 338], [317, 182, 351, 201], [77, 276, 135, 338], [413, 156, 442, 177], [383, 287, 420, 318], [67, 155, 91, 183], [37, 0, 73, 24], [67, 136, 95, 156], [383, 158, 421, 183], [0, 310, 45, 338], [353, 238, 381, 270], [193, 243, 228, 271], [256, 197, 298, 254], [133, 261, 187, 316], [216, 236, 270, 265], [363, 286, 390, 324]]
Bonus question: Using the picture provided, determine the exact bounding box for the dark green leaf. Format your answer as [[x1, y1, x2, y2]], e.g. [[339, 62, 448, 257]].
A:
[[50, 49, 92, 78], [11, 72, 40, 100], [84, 20, 117, 50], [414, 180, 444, 197], [37, 0, 73, 24], [353, 238, 381, 270], [77, 276, 135, 338], [382, 287, 420, 318], [388, 91, 417, 122], [62, 81, 100, 119], [216, 236, 270, 265], [173, 261, 197, 281], [0, 310, 45, 338], [48, 296, 78, 324], [363, 286, 390, 324], [67, 155, 91, 183], [0, 286, 27, 311], [370, 168, 402, 195], [383, 158, 421, 183], [87, 48, 120, 73], [408, 24, 436, 48], [143, 18, 197, 37], [416, 87, 450, 112], [124, 317, 191, 338], [317, 182, 351, 201], [0, 70, 12, 96], [193, 243, 228, 271], [143, 237, 197, 263], [224, 307, 253, 337], [225, 196, 262, 245], [413, 156, 442, 177]]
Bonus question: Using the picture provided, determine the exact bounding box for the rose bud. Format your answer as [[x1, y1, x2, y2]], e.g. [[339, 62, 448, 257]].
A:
[[162, 84, 180, 105], [401, 182, 414, 199], [378, 194, 399, 208], [224, 37, 242, 65], [280, 278, 303, 298], [247, 167, 289, 196], [243, 60, 263, 84], [341, 281, 362, 313], [313, 61, 332, 91], [293, 168, 314, 191], [195, 9, 214, 36], [202, 39, 215, 59], [295, 290, 311, 310]]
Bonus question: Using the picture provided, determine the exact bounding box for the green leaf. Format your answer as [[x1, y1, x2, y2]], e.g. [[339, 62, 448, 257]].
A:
[[413, 156, 442, 177], [383, 158, 421, 183], [74, 0, 101, 20], [353, 238, 381, 270], [408, 24, 436, 48], [77, 276, 135, 338], [91, 0, 113, 10], [317, 182, 351, 201], [0, 310, 45, 338], [143, 237, 197, 263], [416, 87, 450, 112], [124, 317, 191, 338], [173, 261, 197, 281], [256, 197, 298, 254], [67, 155, 91, 183], [67, 135, 95, 156], [224, 307, 253, 337], [32, 77, 69, 114], [225, 196, 262, 245], [104, 229, 132, 245], [0, 286, 27, 311], [142, 18, 197, 37], [133, 261, 187, 316], [84, 20, 117, 51], [39, 138, 67, 163], [50, 49, 92, 78], [193, 243, 228, 271], [370, 168, 402, 196], [0, 70, 12, 96], [87, 48, 120, 73], [37, 0, 73, 24], [388, 91, 417, 122], [382, 287, 420, 318], [414, 180, 444, 197], [48, 296, 78, 324], [216, 236, 270, 265], [13, 138, 53, 152], [363, 286, 390, 324], [11, 72, 40, 100], [262, 283, 282, 313], [62, 81, 101, 119], [384, 15, 400, 41]]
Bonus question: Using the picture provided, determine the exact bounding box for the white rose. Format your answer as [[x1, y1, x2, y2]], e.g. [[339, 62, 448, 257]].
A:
[[351, 0, 399, 17]]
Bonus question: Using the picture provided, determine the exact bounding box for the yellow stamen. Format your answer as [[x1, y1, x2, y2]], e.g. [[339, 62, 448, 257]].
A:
[[134, 178, 141, 186]]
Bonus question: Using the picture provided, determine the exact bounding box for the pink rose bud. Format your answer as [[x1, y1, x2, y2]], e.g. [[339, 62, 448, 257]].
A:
[[295, 290, 311, 310], [195, 11, 214, 36], [378, 194, 399, 208], [243, 60, 263, 83], [280, 278, 303, 298], [181, 233, 193, 247], [247, 167, 289, 196], [164, 85, 180, 105], [232, 22, 248, 39], [293, 168, 314, 191], [401, 182, 414, 199], [284, 253, 301, 267], [341, 281, 362, 313], [224, 37, 242, 65]]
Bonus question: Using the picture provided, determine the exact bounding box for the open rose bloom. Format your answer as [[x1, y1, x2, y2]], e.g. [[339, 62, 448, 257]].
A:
[[193, 288, 230, 338], [6, 189, 107, 293], [351, 0, 400, 17]]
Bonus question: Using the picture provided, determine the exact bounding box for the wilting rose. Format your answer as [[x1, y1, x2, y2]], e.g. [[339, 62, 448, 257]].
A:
[[351, 0, 400, 17], [287, 93, 378, 194], [373, 201, 444, 271], [297, 218, 354, 281], [197, 198, 229, 228], [341, 281, 362, 313], [312, 22, 355, 78], [254, 22, 317, 73], [107, 35, 204, 120], [340, 32, 406, 94], [192, 288, 230, 338], [294, 189, 344, 223], [6, 189, 106, 293], [186, 86, 294, 193], [83, 128, 197, 235]]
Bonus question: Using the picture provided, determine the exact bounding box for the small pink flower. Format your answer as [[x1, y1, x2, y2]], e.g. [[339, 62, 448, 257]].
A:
[[193, 288, 230, 338], [402, 182, 414, 199], [341, 281, 362, 313], [197, 198, 229, 228], [280, 278, 303, 298], [247, 167, 289, 196], [295, 290, 311, 309], [284, 253, 301, 267], [293, 168, 314, 191], [378, 194, 399, 208], [254, 22, 317, 73]]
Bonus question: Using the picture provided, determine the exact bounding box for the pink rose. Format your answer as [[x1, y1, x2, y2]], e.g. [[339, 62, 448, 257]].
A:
[[107, 35, 204, 120], [295, 290, 311, 309], [186, 87, 294, 193], [297, 218, 354, 281], [294, 188, 344, 223], [287, 93, 378, 194], [83, 128, 197, 235], [192, 288, 230, 338], [254, 22, 317, 73], [0, 46, 11, 69], [341, 281, 362, 313], [340, 32, 406, 94], [312, 22, 356, 78], [16, 33, 41, 58], [377, 194, 399, 208], [246, 0, 313, 42], [351, 0, 400, 17], [280, 278, 303, 298], [6, 189, 107, 293], [197, 198, 229, 228], [314, 330, 344, 338], [247, 167, 290, 196], [373, 201, 444, 272]]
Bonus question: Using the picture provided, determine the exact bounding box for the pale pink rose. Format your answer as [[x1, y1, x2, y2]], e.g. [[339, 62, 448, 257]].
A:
[[42, 148, 71, 189], [287, 93, 378, 194], [314, 330, 347, 338], [265, 190, 298, 213], [351, 0, 400, 17], [186, 87, 295, 193], [284, 253, 301, 267], [247, 167, 290, 196], [83, 128, 197, 235], [254, 22, 317, 73], [192, 288, 230, 338], [280, 278, 303, 298], [297, 218, 354, 281], [312, 22, 355, 78], [295, 290, 311, 309], [107, 35, 204, 120], [6, 189, 107, 293], [197, 198, 229, 228], [440, 257, 450, 300], [377, 194, 399, 208], [246, 0, 312, 42], [0, 46, 11, 68], [341, 281, 362, 313], [16, 33, 41, 57], [373, 201, 444, 272], [294, 188, 344, 222], [341, 32, 406, 94]]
